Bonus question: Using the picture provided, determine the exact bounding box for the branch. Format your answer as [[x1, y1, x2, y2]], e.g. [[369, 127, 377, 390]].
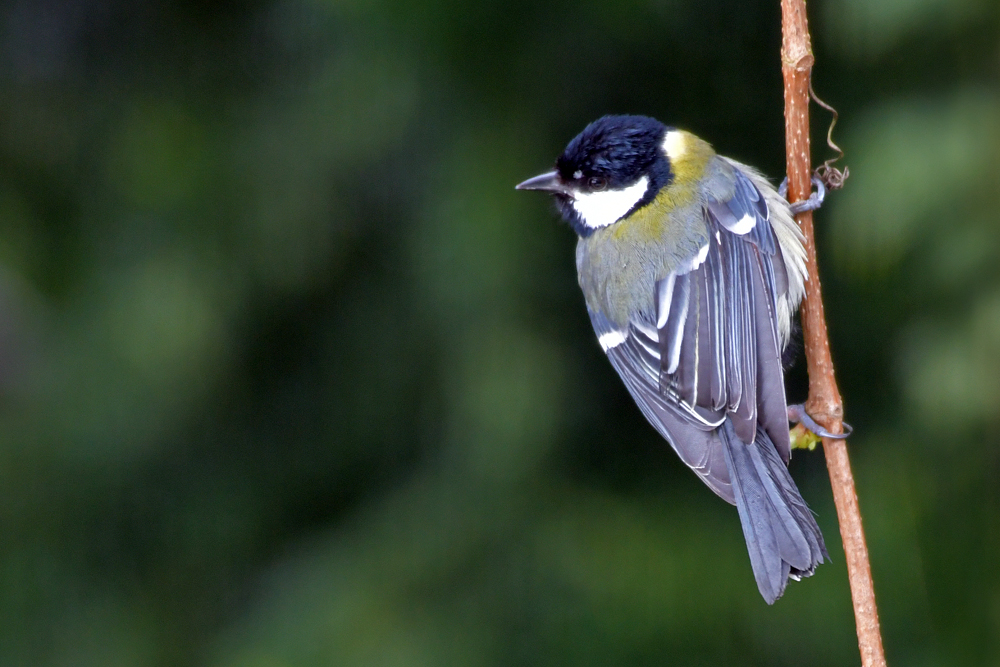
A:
[[779, 3, 887, 666]]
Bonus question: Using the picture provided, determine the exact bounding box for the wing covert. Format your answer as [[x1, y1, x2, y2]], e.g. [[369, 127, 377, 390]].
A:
[[585, 165, 795, 501]]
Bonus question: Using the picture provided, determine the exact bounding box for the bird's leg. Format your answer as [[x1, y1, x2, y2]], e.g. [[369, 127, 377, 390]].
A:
[[778, 176, 826, 215], [788, 403, 852, 448]]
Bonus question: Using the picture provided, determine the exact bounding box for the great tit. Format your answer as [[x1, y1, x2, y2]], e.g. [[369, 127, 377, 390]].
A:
[[517, 115, 826, 604]]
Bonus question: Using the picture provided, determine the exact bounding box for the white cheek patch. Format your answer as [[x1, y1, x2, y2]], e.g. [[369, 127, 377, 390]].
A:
[[572, 176, 649, 230]]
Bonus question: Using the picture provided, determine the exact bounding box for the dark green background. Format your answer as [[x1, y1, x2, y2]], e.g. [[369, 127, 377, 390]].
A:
[[1, 0, 998, 664]]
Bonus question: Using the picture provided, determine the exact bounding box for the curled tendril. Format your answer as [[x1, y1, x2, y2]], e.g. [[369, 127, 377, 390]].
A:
[[809, 76, 849, 191]]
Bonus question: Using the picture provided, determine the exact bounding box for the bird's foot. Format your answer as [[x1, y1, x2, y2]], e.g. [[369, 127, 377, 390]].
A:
[[788, 404, 852, 450], [778, 176, 826, 215]]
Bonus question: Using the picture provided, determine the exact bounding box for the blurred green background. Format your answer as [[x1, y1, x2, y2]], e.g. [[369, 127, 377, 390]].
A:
[[0, 0, 997, 664]]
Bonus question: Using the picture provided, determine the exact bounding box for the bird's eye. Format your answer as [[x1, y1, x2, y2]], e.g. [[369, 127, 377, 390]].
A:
[[588, 176, 608, 191]]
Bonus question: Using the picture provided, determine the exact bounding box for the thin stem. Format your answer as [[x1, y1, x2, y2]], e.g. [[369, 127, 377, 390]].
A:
[[779, 2, 887, 665]]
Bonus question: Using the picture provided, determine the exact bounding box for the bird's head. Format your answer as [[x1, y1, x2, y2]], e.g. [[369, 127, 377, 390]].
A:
[[516, 115, 675, 237]]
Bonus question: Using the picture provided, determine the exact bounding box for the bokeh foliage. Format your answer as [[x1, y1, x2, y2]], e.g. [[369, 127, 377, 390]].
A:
[[0, 0, 997, 664]]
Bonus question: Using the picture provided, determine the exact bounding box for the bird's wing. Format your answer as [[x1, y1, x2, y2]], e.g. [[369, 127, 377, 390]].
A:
[[589, 168, 792, 503]]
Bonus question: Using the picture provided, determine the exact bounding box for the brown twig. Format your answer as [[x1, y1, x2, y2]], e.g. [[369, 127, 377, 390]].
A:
[[779, 2, 887, 666]]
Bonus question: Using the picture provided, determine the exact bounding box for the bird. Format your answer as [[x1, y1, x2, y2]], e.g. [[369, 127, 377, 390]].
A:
[[516, 114, 827, 604]]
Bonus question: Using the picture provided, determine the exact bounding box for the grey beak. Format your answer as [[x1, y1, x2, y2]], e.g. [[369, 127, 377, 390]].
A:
[[515, 170, 570, 194]]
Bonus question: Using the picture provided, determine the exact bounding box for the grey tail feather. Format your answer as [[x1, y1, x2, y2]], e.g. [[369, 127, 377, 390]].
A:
[[720, 420, 829, 604]]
